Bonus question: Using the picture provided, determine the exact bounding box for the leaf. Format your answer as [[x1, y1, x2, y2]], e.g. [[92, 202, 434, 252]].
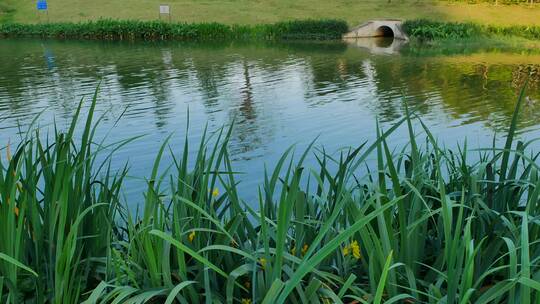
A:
[[149, 230, 228, 279], [374, 251, 393, 304], [165, 281, 197, 304], [0, 253, 38, 277]]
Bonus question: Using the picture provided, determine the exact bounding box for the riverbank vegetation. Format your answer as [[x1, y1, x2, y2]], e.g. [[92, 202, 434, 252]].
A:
[[1, 88, 540, 303], [3, 18, 540, 42], [0, 19, 348, 40], [403, 19, 540, 41]]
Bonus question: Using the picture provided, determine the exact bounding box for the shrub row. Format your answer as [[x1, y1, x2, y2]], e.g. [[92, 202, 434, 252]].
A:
[[0, 19, 349, 41], [403, 19, 540, 40]]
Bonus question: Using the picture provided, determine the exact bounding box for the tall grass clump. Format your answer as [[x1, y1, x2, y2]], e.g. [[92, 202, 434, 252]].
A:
[[485, 24, 540, 40], [404, 19, 540, 41], [0, 90, 127, 303], [2, 87, 540, 303], [403, 19, 485, 40], [0, 19, 348, 41]]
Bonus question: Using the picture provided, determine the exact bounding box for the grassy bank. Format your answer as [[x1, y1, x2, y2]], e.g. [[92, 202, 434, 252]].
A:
[[2, 0, 540, 26], [0, 19, 348, 41], [1, 88, 540, 303], [2, 18, 540, 42], [404, 19, 540, 40]]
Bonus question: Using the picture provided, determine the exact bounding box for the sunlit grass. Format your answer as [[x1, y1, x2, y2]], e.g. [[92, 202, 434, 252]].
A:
[[1, 87, 540, 303], [5, 0, 540, 27]]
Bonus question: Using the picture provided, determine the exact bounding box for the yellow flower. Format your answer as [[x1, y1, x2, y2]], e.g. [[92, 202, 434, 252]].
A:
[[301, 244, 309, 256], [351, 240, 361, 259], [241, 299, 252, 304], [342, 245, 350, 257], [291, 246, 296, 256], [212, 188, 219, 197], [188, 231, 196, 242], [342, 240, 361, 260], [259, 258, 266, 269]]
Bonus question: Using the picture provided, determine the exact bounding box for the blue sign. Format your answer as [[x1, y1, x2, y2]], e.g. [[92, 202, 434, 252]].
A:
[[37, 0, 48, 10]]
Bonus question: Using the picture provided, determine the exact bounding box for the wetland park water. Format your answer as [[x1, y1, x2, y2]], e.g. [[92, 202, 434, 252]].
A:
[[1, 38, 540, 202]]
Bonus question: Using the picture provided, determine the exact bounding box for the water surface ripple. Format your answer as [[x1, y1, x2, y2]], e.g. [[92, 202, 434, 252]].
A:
[[1, 39, 540, 201]]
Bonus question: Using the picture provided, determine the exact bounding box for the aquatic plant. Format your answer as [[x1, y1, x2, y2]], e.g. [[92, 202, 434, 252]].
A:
[[1, 87, 540, 303], [485, 24, 540, 41], [403, 19, 483, 40], [403, 19, 540, 41], [3, 18, 537, 42], [0, 19, 348, 41]]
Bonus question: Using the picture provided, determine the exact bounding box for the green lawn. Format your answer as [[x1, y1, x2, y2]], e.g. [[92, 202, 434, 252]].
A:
[[2, 0, 540, 26]]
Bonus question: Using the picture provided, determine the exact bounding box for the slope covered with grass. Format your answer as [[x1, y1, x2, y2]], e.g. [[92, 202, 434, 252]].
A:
[[4, 0, 540, 27]]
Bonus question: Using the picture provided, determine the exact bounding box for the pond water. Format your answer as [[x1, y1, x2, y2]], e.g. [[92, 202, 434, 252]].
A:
[[1, 38, 540, 202]]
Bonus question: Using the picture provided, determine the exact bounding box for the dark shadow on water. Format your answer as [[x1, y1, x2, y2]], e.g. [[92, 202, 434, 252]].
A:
[[374, 37, 395, 48], [345, 37, 406, 55]]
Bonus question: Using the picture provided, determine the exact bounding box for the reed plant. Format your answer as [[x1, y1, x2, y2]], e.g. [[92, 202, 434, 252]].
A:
[[0, 19, 348, 41], [4, 18, 540, 42], [1, 87, 540, 303], [403, 19, 540, 41]]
